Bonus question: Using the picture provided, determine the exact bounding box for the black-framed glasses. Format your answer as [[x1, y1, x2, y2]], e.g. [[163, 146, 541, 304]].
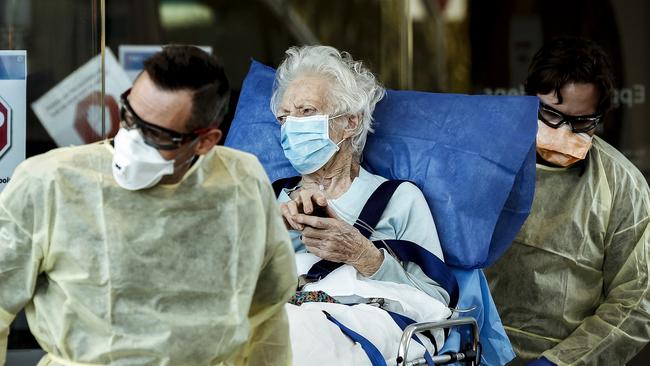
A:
[[538, 101, 602, 133], [120, 88, 209, 150]]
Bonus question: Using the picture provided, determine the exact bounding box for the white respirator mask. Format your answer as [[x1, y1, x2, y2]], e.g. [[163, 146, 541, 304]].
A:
[[112, 128, 175, 190]]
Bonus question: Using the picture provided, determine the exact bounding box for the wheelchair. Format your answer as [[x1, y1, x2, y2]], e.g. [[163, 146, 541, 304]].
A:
[[225, 60, 538, 365]]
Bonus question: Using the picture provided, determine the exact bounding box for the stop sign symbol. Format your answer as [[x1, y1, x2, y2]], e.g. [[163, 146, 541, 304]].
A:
[[0, 96, 11, 158]]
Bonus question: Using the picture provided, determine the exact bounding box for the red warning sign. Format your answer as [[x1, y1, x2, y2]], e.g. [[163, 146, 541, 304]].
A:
[[73, 91, 120, 143], [0, 96, 11, 158]]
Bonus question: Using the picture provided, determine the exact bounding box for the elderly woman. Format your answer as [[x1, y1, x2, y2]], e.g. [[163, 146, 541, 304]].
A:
[[272, 45, 451, 365]]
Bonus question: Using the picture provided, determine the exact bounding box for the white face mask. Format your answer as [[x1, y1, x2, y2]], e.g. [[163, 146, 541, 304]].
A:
[[112, 128, 175, 190]]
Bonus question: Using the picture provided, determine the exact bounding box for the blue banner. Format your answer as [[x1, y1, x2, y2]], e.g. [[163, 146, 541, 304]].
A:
[[122, 51, 155, 71], [0, 54, 27, 80]]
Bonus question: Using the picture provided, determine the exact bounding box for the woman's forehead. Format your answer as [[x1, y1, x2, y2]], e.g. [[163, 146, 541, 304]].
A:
[[281, 74, 332, 107]]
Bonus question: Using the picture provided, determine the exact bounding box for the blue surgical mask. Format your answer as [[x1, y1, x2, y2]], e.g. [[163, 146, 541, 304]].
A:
[[280, 114, 346, 174]]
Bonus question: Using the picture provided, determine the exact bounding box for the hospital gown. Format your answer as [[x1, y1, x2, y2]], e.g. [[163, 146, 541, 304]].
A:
[[279, 167, 452, 365], [486, 136, 650, 365], [0, 142, 297, 366]]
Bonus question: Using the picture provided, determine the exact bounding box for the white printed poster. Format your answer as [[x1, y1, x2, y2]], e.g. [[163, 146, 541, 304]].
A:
[[0, 50, 27, 192], [119, 44, 213, 81], [31, 48, 131, 147]]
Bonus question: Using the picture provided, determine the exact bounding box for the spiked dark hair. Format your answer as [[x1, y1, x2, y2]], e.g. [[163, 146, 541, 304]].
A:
[[143, 45, 230, 130], [525, 37, 615, 114]]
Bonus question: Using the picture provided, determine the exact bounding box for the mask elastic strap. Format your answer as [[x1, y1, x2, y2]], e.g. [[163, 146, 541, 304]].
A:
[[315, 137, 348, 191], [173, 137, 202, 170]]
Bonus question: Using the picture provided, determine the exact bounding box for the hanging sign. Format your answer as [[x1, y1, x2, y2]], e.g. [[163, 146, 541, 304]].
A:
[[32, 49, 131, 147], [0, 50, 27, 192]]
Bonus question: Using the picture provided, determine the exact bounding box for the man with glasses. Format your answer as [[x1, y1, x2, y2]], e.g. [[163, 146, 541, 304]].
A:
[[486, 37, 650, 366], [0, 45, 296, 365]]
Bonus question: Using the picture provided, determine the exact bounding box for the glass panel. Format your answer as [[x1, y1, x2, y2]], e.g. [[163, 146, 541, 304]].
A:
[[1, 0, 106, 159], [103, 0, 465, 136], [1, 0, 103, 356], [469, 0, 649, 184]]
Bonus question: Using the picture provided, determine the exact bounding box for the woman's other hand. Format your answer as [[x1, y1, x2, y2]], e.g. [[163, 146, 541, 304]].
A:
[[294, 213, 384, 276]]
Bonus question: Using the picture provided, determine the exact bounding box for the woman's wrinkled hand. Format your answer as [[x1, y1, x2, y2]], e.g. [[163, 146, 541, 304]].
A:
[[293, 213, 384, 276], [279, 188, 328, 230]]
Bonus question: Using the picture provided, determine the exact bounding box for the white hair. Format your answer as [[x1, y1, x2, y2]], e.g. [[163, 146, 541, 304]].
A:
[[270, 45, 386, 158]]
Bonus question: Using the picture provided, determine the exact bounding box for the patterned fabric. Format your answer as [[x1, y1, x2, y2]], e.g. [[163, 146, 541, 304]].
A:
[[289, 291, 339, 306]]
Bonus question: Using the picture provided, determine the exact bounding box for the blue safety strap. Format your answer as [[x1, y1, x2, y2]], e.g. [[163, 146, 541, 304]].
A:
[[272, 176, 302, 197], [356, 180, 459, 308], [302, 239, 459, 308], [386, 311, 435, 366], [323, 311, 387, 366], [353, 180, 410, 238], [354, 180, 459, 308], [375, 239, 459, 309]]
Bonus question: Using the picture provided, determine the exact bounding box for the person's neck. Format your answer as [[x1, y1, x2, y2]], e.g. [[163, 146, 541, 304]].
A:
[[536, 153, 559, 167], [302, 151, 360, 199], [159, 156, 198, 185]]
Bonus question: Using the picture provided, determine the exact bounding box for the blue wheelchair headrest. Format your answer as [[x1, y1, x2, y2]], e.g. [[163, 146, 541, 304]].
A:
[[225, 60, 537, 269]]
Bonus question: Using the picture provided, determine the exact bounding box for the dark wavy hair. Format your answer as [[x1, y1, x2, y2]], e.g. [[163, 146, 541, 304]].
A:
[[525, 37, 615, 114], [143, 45, 230, 130]]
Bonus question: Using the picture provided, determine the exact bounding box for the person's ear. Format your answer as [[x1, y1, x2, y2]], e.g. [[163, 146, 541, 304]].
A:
[[342, 114, 360, 139], [194, 128, 223, 155]]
